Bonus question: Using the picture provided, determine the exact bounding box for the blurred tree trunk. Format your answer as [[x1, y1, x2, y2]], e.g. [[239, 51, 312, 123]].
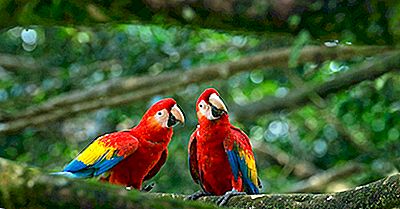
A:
[[1, 157, 399, 209]]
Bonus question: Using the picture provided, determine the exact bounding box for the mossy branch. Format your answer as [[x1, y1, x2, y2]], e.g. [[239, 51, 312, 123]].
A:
[[0, 158, 218, 209], [158, 174, 400, 209], [0, 157, 399, 209]]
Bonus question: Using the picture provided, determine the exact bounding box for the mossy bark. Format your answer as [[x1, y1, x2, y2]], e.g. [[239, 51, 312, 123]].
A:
[[157, 174, 400, 209], [1, 158, 400, 209], [0, 158, 219, 209]]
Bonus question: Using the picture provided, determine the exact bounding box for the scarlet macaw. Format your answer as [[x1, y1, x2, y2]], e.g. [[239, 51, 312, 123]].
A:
[[188, 88, 261, 205], [53, 98, 185, 190]]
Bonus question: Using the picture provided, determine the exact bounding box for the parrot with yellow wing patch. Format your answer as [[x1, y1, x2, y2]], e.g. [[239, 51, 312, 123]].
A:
[[187, 88, 261, 205], [53, 98, 185, 190]]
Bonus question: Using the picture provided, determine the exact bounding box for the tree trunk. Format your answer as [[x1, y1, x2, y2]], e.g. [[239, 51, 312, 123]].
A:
[[0, 158, 399, 209]]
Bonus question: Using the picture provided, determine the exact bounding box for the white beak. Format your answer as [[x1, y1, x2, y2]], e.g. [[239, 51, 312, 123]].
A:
[[171, 104, 185, 124], [209, 93, 228, 113]]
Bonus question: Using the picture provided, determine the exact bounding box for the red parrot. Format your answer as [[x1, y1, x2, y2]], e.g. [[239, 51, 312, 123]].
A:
[[53, 98, 185, 190], [188, 88, 261, 205]]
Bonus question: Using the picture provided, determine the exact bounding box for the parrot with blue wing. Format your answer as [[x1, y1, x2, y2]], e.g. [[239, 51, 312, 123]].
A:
[[53, 98, 185, 190], [188, 88, 261, 205]]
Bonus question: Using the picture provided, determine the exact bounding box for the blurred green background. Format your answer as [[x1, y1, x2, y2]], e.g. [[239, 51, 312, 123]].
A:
[[0, 0, 399, 195]]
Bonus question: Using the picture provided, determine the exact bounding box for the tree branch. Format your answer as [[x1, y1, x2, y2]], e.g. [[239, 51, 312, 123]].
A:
[[0, 53, 44, 71], [0, 158, 218, 209], [234, 51, 400, 121], [282, 61, 375, 153], [253, 142, 320, 178], [0, 53, 120, 74], [0, 46, 392, 135], [1, 158, 398, 209], [287, 163, 364, 193], [162, 173, 400, 209]]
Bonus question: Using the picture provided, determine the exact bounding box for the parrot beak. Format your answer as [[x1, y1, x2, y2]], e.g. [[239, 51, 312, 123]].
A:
[[209, 93, 228, 118], [167, 104, 185, 127]]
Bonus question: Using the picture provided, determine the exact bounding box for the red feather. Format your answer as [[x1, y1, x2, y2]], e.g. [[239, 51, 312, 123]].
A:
[[188, 127, 200, 184], [61, 98, 181, 190], [144, 149, 168, 181], [189, 88, 260, 195], [107, 98, 177, 189]]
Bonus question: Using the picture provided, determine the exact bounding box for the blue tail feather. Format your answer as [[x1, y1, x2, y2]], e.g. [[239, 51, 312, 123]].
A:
[[51, 169, 94, 178]]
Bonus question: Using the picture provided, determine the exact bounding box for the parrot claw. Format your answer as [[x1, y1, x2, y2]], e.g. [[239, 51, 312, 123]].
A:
[[186, 190, 211, 201], [216, 190, 246, 206], [141, 182, 155, 192]]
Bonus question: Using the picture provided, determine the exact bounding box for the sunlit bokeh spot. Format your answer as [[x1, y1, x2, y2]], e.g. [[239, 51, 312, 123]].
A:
[[21, 29, 37, 45], [77, 32, 90, 43], [275, 87, 289, 98], [250, 126, 264, 141], [324, 40, 339, 47], [267, 120, 289, 141], [250, 70, 264, 84], [313, 139, 328, 157]]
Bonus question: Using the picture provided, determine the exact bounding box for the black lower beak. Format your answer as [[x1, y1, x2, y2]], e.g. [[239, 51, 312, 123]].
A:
[[167, 114, 178, 128], [211, 105, 225, 118]]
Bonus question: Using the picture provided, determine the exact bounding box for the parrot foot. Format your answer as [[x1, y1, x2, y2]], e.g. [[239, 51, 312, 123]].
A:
[[186, 190, 212, 201], [216, 190, 246, 206], [141, 182, 155, 192]]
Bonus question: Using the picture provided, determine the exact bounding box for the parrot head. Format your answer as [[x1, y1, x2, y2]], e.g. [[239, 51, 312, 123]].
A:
[[142, 98, 185, 129], [196, 88, 228, 121]]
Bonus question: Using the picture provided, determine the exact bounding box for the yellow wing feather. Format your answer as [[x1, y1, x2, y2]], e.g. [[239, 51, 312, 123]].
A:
[[239, 149, 258, 186], [76, 139, 117, 165]]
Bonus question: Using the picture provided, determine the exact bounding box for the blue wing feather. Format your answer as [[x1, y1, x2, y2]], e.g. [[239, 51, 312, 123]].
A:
[[63, 159, 89, 173], [93, 155, 124, 176], [226, 148, 259, 194], [238, 156, 259, 194], [236, 149, 258, 193], [226, 150, 240, 181], [55, 132, 138, 179], [59, 155, 124, 178], [225, 127, 260, 194], [51, 170, 94, 178]]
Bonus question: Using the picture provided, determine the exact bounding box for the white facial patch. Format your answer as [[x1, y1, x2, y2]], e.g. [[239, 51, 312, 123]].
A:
[[198, 100, 208, 116], [198, 100, 218, 120], [155, 109, 169, 128]]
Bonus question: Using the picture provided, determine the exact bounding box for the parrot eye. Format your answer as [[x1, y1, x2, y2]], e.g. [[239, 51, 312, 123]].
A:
[[199, 104, 203, 108], [156, 111, 163, 116]]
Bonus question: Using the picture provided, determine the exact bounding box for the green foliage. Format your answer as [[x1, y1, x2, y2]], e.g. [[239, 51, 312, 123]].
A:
[[0, 2, 399, 196]]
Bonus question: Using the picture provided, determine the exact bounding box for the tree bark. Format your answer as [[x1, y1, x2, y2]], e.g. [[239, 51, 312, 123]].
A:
[[0, 158, 218, 209], [0, 45, 392, 135], [185, 172, 400, 209], [0, 53, 120, 74], [0, 158, 399, 209]]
